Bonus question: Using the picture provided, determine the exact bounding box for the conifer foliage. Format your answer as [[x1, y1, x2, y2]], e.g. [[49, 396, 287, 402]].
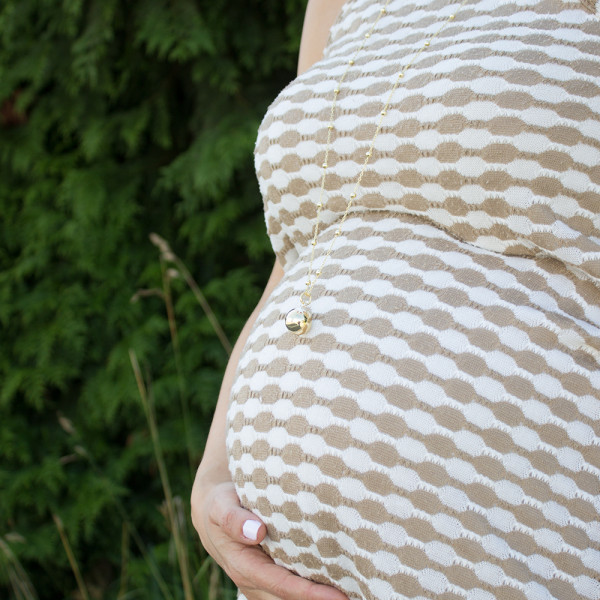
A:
[[0, 0, 305, 596]]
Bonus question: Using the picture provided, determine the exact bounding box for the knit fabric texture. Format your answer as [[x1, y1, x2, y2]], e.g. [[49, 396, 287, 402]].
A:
[[226, 0, 600, 598]]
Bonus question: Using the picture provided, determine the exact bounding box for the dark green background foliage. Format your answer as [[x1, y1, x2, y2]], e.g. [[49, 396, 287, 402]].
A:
[[0, 0, 306, 597]]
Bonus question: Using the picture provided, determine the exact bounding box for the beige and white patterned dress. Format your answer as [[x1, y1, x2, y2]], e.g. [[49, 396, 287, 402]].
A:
[[226, 0, 600, 598]]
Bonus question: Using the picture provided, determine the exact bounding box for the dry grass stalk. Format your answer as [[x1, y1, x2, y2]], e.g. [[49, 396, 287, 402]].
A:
[[208, 559, 221, 600], [129, 349, 195, 600], [117, 522, 129, 600], [159, 254, 195, 478], [0, 537, 38, 600], [51, 514, 90, 600], [149, 232, 233, 356], [56, 416, 175, 600], [130, 288, 165, 303]]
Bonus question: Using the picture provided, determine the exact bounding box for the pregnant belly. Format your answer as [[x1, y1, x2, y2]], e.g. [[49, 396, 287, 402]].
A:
[[226, 213, 600, 600]]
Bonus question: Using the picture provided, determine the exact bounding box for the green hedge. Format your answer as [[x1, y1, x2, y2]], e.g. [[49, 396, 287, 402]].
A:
[[0, 1, 306, 597]]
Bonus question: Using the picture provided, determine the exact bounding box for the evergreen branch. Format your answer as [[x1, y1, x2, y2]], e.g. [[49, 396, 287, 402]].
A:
[[61, 430, 176, 600], [76, 465, 177, 600], [0, 0, 304, 594]]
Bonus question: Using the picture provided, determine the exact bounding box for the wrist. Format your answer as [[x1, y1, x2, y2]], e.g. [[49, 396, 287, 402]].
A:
[[194, 461, 231, 494]]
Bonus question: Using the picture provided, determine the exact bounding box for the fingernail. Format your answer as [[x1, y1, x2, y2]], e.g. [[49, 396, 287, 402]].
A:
[[242, 519, 261, 540]]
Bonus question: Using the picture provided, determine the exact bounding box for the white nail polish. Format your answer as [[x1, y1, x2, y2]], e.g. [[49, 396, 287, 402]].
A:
[[242, 519, 261, 540]]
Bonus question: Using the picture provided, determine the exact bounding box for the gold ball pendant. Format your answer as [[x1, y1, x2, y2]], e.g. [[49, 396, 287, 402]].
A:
[[285, 308, 312, 335]]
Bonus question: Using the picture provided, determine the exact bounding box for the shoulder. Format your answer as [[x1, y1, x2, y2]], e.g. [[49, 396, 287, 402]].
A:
[[297, 0, 348, 75]]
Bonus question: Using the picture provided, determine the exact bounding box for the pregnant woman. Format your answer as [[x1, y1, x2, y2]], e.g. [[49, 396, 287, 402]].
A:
[[192, 0, 600, 598]]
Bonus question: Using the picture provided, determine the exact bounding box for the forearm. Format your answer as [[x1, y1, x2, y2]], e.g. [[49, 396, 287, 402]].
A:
[[195, 259, 284, 486]]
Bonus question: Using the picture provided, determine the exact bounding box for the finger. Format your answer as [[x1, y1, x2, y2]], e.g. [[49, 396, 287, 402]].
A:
[[208, 483, 267, 545], [232, 545, 349, 600]]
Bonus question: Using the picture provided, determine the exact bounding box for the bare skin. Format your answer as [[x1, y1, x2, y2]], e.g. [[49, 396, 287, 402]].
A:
[[191, 2, 350, 598]]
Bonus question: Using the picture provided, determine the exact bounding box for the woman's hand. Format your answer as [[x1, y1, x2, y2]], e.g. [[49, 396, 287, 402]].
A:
[[191, 474, 350, 600]]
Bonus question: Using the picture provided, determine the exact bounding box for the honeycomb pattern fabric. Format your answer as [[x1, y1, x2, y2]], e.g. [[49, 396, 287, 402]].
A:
[[226, 0, 600, 598]]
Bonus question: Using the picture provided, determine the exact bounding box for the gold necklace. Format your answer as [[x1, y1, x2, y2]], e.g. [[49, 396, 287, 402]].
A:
[[285, 0, 468, 335]]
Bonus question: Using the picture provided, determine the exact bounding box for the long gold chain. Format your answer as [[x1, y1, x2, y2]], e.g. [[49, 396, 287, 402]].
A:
[[285, 0, 468, 335]]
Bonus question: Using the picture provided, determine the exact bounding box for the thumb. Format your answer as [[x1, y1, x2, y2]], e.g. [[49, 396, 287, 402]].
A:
[[208, 482, 267, 546]]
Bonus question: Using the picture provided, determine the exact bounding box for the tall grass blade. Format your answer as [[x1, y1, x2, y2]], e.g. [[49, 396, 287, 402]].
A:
[[117, 522, 129, 600], [160, 256, 195, 479], [208, 560, 221, 600], [149, 233, 233, 356], [59, 423, 175, 600], [51, 514, 90, 600], [129, 349, 195, 600], [0, 538, 38, 600]]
